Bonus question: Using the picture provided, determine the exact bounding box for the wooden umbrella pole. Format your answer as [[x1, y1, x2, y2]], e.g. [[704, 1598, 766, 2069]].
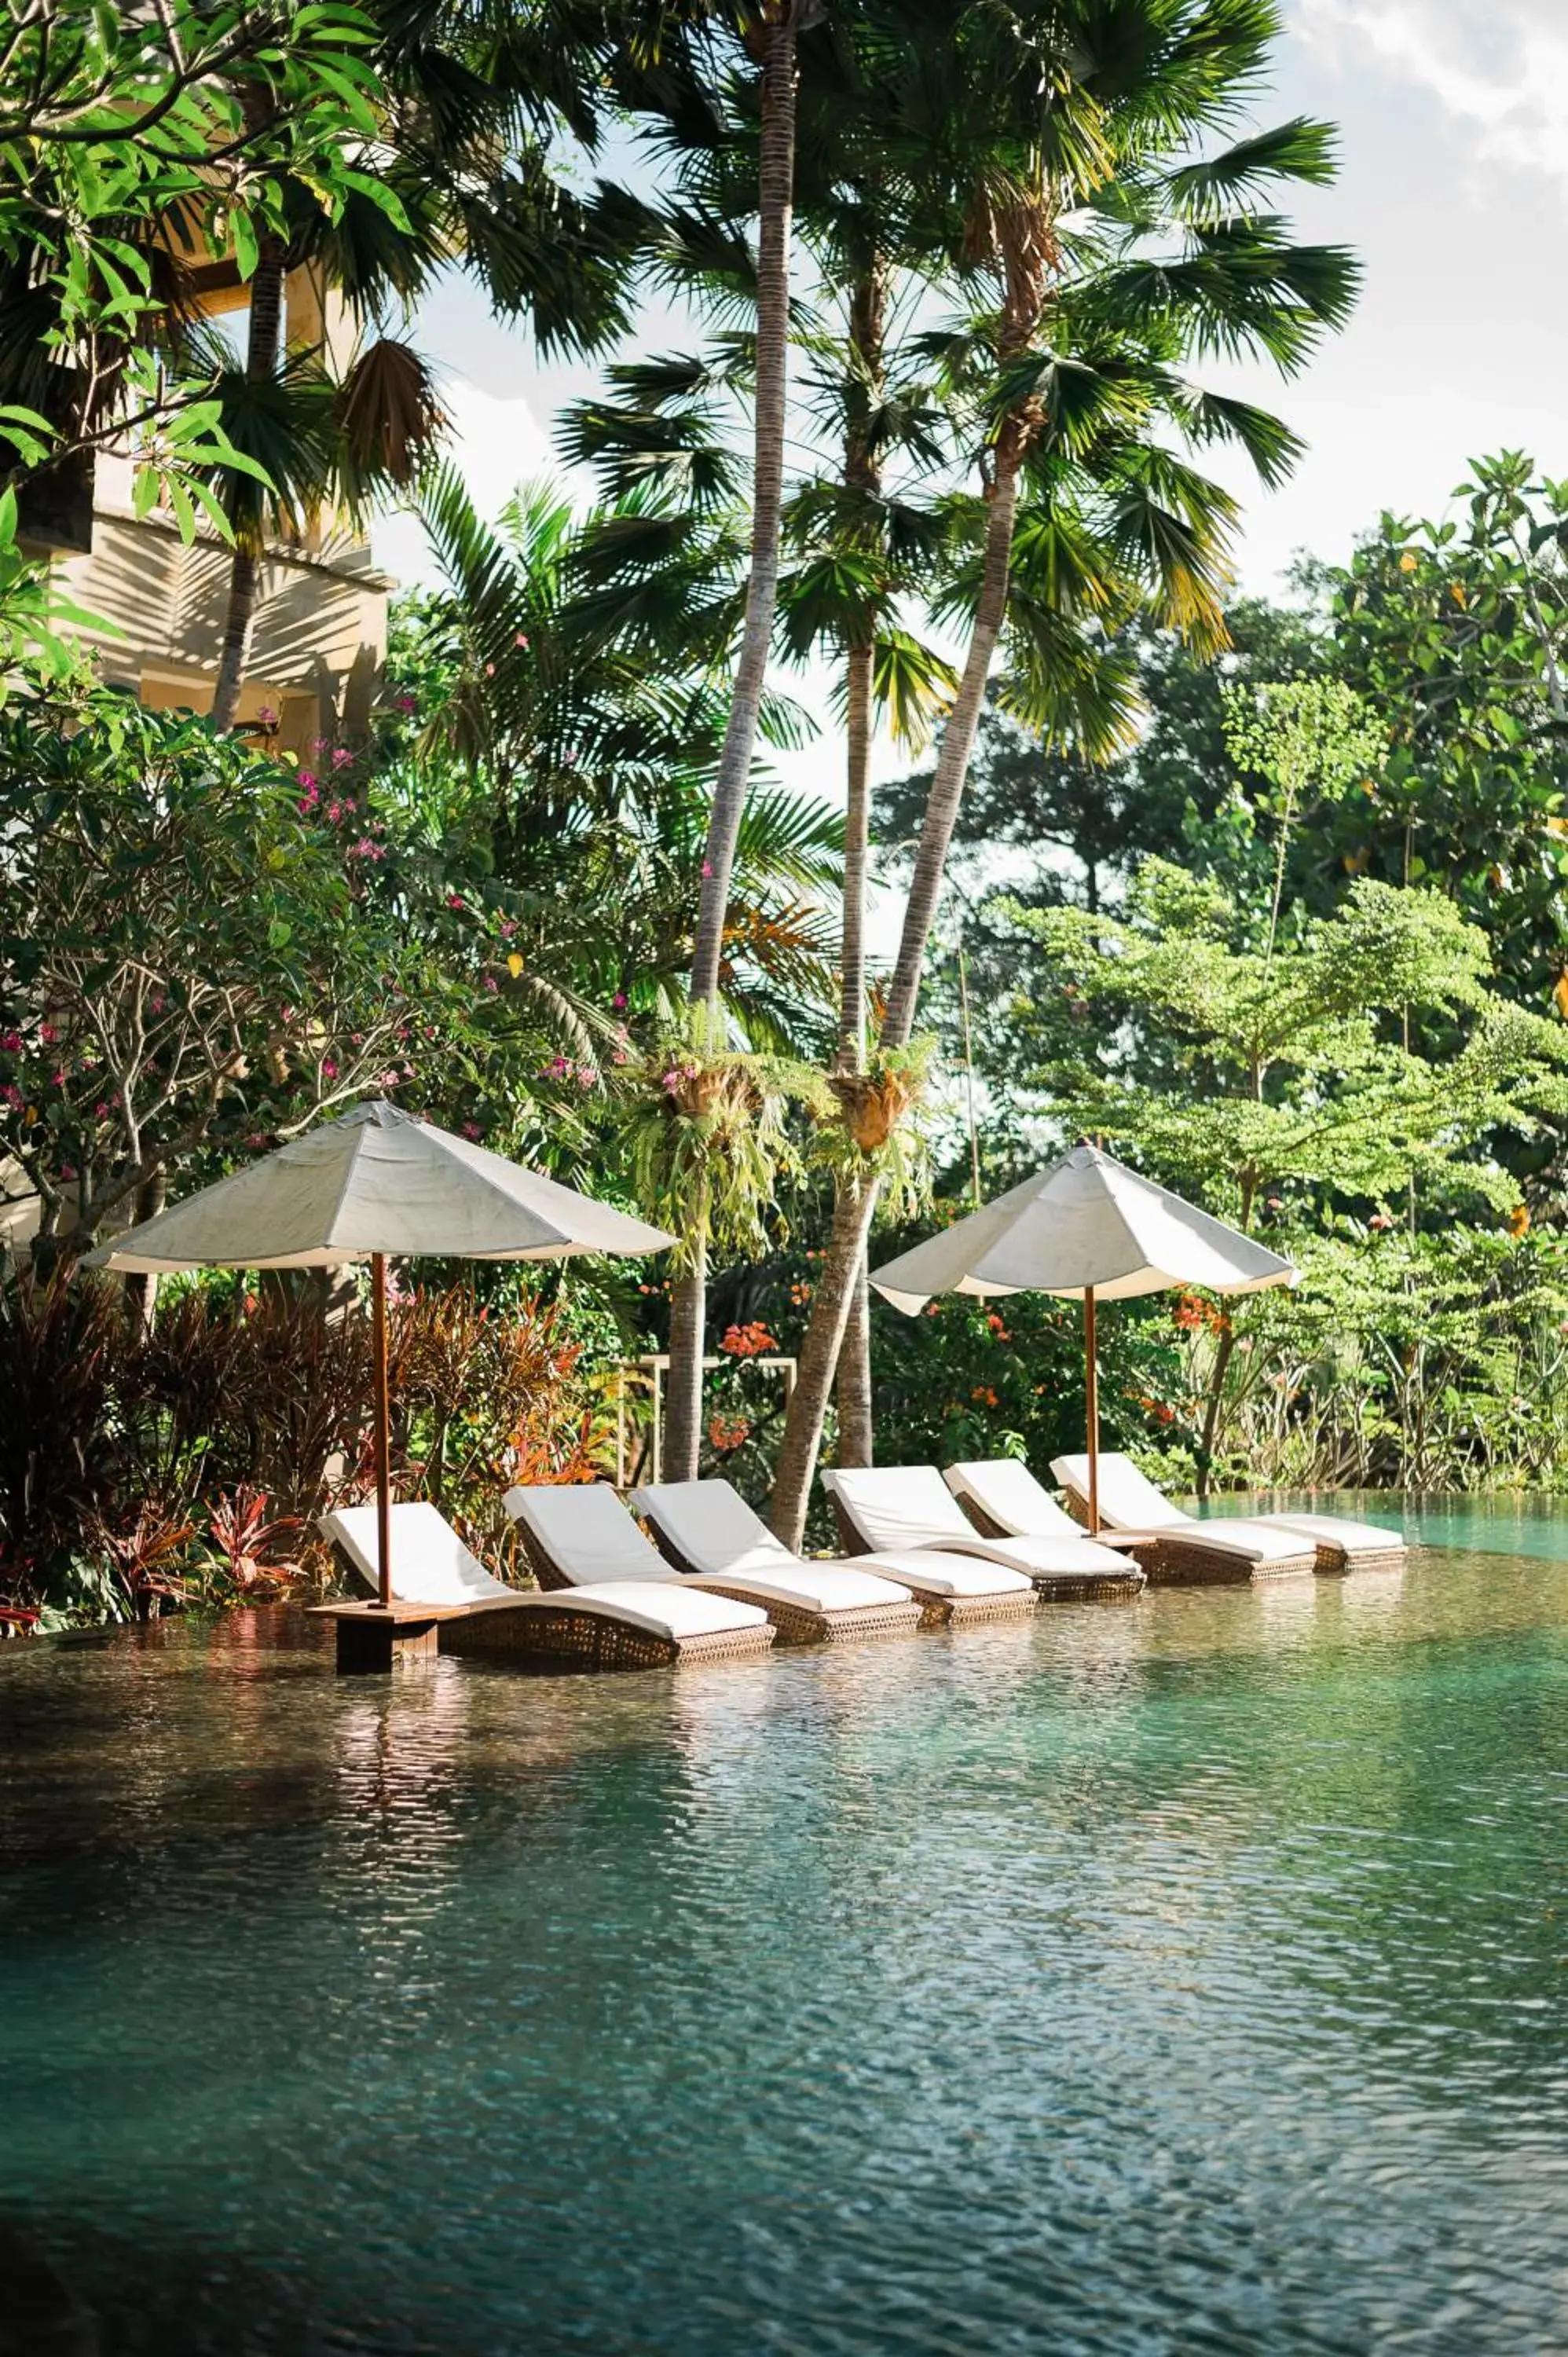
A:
[[1083, 1285, 1100, 1536], [371, 1252, 393, 1608]]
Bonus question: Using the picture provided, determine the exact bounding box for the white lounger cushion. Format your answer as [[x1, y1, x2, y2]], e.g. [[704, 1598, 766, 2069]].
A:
[[1050, 1453, 1322, 1566], [944, 1458, 1085, 1538], [1242, 1510, 1405, 1556], [498, 1580, 768, 1641], [321, 1499, 766, 1642], [321, 1502, 515, 1604], [503, 1482, 672, 1583], [639, 1478, 1030, 1604], [854, 1549, 1034, 1600], [822, 1463, 997, 1552], [635, 1481, 916, 1611], [637, 1478, 804, 1578], [822, 1466, 1138, 1578]]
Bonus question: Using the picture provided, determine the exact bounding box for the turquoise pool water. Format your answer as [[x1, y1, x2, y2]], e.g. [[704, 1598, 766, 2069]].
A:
[[3, 1507, 1568, 2354]]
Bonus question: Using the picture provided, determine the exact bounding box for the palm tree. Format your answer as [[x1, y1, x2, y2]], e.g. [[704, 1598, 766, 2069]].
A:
[[685, 0, 822, 1012], [401, 464, 842, 1049], [765, 0, 1360, 1547]]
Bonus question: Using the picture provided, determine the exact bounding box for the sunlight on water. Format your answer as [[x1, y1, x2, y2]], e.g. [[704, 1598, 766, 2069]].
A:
[[3, 1526, 1568, 2355]]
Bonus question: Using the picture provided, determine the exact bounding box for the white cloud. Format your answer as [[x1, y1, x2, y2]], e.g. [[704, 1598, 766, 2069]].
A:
[[370, 373, 559, 589], [1295, 0, 1568, 190]]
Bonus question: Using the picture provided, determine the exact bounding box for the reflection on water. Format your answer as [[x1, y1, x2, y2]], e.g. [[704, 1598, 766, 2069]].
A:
[[3, 1541, 1568, 2355]]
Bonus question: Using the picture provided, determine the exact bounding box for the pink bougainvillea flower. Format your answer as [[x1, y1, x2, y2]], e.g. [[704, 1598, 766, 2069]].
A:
[[702, 860, 713, 878], [498, 917, 517, 938], [482, 973, 499, 994], [462, 1121, 482, 1140], [0, 1031, 20, 1051], [447, 895, 466, 911], [612, 992, 626, 1010], [297, 771, 317, 792], [514, 632, 529, 648], [94, 1101, 110, 1119], [394, 694, 416, 715], [321, 1058, 339, 1080], [332, 746, 354, 768], [38, 1024, 57, 1044]]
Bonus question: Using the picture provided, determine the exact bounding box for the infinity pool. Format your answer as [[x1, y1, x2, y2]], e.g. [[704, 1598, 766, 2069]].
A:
[[4, 1510, 1568, 2355]]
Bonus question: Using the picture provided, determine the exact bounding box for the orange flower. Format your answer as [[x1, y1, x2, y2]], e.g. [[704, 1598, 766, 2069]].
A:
[[720, 1321, 778, 1358]]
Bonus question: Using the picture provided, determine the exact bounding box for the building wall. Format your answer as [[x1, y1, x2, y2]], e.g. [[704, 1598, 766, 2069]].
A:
[[34, 266, 394, 750]]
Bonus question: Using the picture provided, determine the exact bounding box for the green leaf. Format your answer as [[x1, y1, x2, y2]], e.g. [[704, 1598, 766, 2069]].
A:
[[231, 211, 259, 283]]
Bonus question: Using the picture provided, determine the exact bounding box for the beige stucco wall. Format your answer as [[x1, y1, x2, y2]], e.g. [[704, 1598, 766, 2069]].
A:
[[43, 269, 393, 750], [53, 454, 391, 751]]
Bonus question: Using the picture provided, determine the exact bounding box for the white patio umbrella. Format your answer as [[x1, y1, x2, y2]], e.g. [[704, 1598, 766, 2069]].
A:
[[86, 1101, 673, 1604], [870, 1144, 1294, 1534]]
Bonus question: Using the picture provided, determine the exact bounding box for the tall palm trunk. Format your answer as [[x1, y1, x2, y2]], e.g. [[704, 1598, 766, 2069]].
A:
[[663, 1225, 708, 1485], [835, 1250, 874, 1463], [830, 258, 885, 1468], [211, 243, 285, 733], [665, 2, 800, 1483], [830, 636, 876, 1466], [769, 350, 1036, 1545], [687, 2, 800, 1006], [838, 634, 874, 1063]]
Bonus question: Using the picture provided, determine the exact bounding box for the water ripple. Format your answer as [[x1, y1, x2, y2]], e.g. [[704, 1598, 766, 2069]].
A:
[[2, 1551, 1568, 2353]]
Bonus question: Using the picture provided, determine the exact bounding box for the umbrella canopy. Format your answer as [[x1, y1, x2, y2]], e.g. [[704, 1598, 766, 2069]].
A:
[[88, 1102, 673, 1603], [870, 1145, 1294, 1531], [87, 1099, 669, 1270], [872, 1145, 1292, 1311]]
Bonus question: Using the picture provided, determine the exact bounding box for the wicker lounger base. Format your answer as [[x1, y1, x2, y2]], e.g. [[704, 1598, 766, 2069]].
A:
[[1029, 1568, 1146, 1605], [691, 1584, 923, 1646], [1310, 1542, 1408, 1576], [918, 1587, 1040, 1629], [1142, 1537, 1313, 1585], [439, 1603, 775, 1672]]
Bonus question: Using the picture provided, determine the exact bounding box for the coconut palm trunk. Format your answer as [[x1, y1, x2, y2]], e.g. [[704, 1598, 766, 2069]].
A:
[[769, 405, 1032, 1549], [831, 634, 877, 1464], [663, 1222, 709, 1484], [665, 1, 803, 1484], [687, 2, 800, 1006], [210, 244, 286, 734], [829, 258, 886, 1465]]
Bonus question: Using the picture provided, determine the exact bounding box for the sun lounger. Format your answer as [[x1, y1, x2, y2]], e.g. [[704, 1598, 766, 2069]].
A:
[[319, 1501, 774, 1671], [1046, 1454, 1317, 1582], [821, 1465, 1145, 1605], [1049, 1452, 1405, 1575], [505, 1483, 921, 1645], [638, 1478, 1038, 1627]]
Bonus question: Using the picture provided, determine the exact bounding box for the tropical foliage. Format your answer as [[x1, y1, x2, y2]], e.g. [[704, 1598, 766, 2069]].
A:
[[19, 0, 1568, 1633]]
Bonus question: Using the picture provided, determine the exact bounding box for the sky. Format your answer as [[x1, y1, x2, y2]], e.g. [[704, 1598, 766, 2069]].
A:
[[373, 0, 1568, 789]]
